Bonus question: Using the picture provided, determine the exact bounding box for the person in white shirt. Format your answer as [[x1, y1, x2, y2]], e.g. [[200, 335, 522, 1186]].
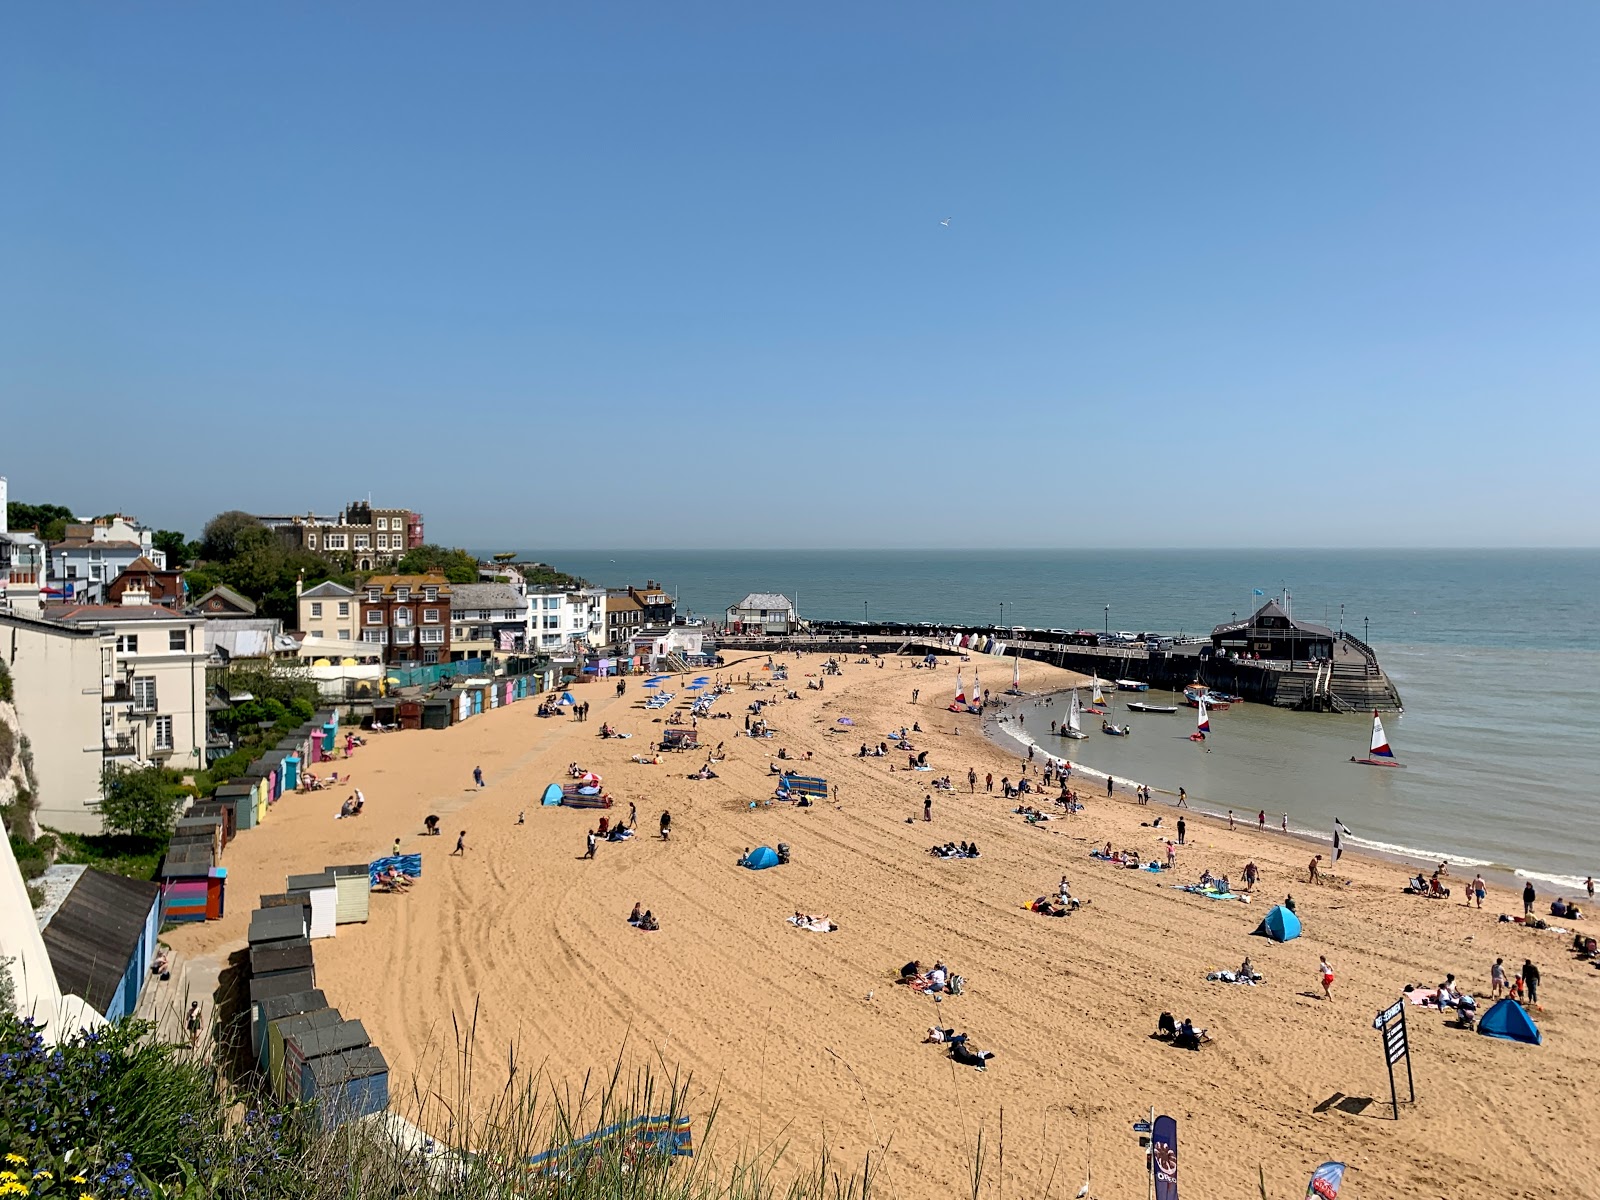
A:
[[927, 963, 948, 993]]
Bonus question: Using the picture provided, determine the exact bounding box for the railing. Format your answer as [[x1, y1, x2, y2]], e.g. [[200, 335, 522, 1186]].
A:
[[104, 734, 137, 754]]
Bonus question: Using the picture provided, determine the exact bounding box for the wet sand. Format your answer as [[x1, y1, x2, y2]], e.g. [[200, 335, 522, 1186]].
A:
[[171, 651, 1600, 1197]]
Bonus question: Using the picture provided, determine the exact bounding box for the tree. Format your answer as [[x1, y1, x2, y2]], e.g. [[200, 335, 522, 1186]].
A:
[[98, 766, 183, 840], [6, 500, 75, 542], [218, 525, 287, 600], [396, 544, 480, 583], [151, 529, 190, 567], [200, 510, 269, 563]]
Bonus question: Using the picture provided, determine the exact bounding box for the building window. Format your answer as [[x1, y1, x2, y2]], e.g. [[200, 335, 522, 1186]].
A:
[[422, 648, 440, 664], [308, 535, 318, 549], [366, 587, 381, 603], [90, 565, 104, 582], [423, 587, 438, 602], [544, 616, 559, 629], [168, 629, 186, 651], [65, 564, 78, 580], [338, 601, 349, 617], [542, 633, 560, 646], [395, 586, 410, 602], [544, 597, 560, 610], [337, 629, 350, 640], [325, 534, 348, 550], [422, 608, 440, 623], [154, 715, 174, 752], [132, 676, 157, 711], [394, 608, 412, 626], [394, 628, 414, 645], [453, 627, 464, 639], [366, 609, 383, 625], [376, 534, 389, 550], [310, 629, 323, 639], [362, 629, 386, 644], [419, 627, 445, 645], [310, 601, 323, 618], [354, 535, 370, 550], [115, 633, 139, 653]]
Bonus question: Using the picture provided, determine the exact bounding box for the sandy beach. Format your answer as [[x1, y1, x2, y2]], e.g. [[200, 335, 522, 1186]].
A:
[[170, 652, 1600, 1197]]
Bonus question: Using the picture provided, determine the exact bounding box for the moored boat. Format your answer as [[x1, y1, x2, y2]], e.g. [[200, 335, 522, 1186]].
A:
[[1115, 679, 1149, 692], [1126, 702, 1177, 713]]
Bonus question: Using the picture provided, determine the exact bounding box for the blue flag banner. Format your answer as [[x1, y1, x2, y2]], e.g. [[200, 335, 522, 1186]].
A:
[[1305, 1162, 1346, 1199], [1252, 588, 1266, 596], [1152, 1115, 1178, 1200]]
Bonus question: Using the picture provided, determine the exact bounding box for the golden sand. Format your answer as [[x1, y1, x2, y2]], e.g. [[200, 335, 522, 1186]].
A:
[[172, 652, 1599, 1196]]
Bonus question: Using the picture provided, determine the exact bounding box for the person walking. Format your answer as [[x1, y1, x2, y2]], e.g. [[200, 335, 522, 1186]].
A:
[[629, 801, 638, 826], [584, 828, 597, 859], [1490, 957, 1508, 999], [1243, 860, 1259, 891], [1177, 787, 1188, 808], [186, 1000, 204, 1049], [1176, 817, 1186, 846], [473, 765, 484, 788], [452, 830, 467, 856], [1472, 874, 1486, 909], [1318, 955, 1335, 1001], [1521, 959, 1541, 1007], [1587, 875, 1595, 904], [1281, 813, 1289, 833], [985, 772, 993, 794], [659, 810, 672, 841], [1258, 809, 1266, 833], [1523, 880, 1537, 916], [923, 795, 933, 822], [967, 768, 977, 794]]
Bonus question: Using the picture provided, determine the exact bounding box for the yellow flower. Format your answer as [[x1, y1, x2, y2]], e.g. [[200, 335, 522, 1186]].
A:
[[1, 1156, 21, 1165], [69, 1176, 88, 1185], [0, 1180, 29, 1196], [0, 1172, 17, 1183], [32, 1170, 51, 1179], [79, 1194, 99, 1200]]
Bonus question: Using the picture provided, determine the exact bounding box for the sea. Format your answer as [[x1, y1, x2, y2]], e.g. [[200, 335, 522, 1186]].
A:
[[519, 550, 1600, 889]]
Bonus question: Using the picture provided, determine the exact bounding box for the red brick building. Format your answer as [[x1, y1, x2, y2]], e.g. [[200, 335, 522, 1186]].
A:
[[359, 573, 452, 665], [106, 556, 186, 608]]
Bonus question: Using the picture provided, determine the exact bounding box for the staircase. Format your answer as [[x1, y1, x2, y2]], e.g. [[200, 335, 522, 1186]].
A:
[[659, 653, 691, 674]]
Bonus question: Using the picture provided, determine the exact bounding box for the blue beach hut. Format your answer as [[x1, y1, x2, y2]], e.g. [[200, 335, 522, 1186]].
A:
[[1256, 904, 1302, 942], [1478, 999, 1541, 1045]]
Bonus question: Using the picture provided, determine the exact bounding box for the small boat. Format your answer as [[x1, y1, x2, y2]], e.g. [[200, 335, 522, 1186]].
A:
[[1126, 701, 1177, 714], [1115, 679, 1149, 692], [1352, 710, 1405, 768], [1100, 720, 1130, 737], [1061, 690, 1088, 739], [1183, 686, 1232, 712], [1189, 695, 1210, 741]]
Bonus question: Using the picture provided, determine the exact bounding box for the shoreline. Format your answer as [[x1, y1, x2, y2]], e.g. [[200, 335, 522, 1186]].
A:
[[979, 685, 1574, 897]]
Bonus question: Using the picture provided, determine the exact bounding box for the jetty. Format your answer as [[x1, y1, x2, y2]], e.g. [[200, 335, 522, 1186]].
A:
[[714, 598, 1403, 713]]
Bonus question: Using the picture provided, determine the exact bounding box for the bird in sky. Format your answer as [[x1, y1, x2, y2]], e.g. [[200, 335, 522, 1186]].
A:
[[939, 217, 952, 227]]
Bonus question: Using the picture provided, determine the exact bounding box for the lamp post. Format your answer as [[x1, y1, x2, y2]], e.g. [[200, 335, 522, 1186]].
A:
[[863, 599, 868, 624], [1364, 615, 1369, 644], [1104, 604, 1110, 638], [999, 601, 1005, 629]]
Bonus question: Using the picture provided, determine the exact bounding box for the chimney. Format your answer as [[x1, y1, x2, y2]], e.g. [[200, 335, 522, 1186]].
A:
[[121, 583, 151, 606]]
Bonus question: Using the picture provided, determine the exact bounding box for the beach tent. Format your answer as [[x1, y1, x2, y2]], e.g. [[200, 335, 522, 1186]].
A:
[[1256, 904, 1302, 942], [743, 846, 780, 870], [1478, 999, 1541, 1045], [541, 783, 564, 806], [558, 692, 577, 706]]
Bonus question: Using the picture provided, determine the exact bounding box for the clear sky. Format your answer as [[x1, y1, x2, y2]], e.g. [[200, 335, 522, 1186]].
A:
[[4, 3, 1597, 549]]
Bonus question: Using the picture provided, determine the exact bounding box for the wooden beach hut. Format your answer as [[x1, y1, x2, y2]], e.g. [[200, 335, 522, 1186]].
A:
[[421, 698, 451, 729], [397, 699, 423, 730], [327, 864, 371, 925], [213, 780, 260, 831], [285, 872, 338, 939], [38, 868, 162, 1022], [248, 967, 317, 1015], [267, 1007, 344, 1099], [249, 904, 309, 946], [159, 851, 221, 923], [173, 814, 225, 860], [283, 1019, 372, 1103], [187, 800, 236, 845], [250, 937, 314, 983], [251, 987, 327, 1061], [302, 1045, 390, 1129]]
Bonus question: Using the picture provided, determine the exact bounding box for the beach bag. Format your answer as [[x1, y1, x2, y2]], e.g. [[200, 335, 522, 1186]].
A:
[[949, 974, 966, 996]]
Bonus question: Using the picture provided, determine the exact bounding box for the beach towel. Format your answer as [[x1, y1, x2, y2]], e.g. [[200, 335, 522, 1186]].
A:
[[1175, 885, 1247, 902], [526, 1115, 693, 1173], [367, 853, 423, 888]]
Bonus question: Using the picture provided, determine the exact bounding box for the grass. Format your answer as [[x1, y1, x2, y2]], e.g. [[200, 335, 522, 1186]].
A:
[[49, 828, 168, 880]]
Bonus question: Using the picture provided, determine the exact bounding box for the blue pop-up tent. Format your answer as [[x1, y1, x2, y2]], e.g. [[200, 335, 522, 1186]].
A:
[[1256, 904, 1302, 942], [742, 846, 780, 870], [1478, 999, 1541, 1045], [541, 783, 563, 806], [558, 692, 577, 706]]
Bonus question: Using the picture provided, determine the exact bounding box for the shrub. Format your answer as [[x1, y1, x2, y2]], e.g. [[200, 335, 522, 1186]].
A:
[[98, 767, 184, 840]]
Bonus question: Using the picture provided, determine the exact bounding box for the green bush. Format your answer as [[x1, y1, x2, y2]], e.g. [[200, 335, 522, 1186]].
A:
[[98, 767, 184, 840]]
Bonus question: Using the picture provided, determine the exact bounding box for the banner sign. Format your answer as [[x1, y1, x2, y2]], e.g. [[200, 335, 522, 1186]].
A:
[[1305, 1161, 1346, 1199], [1152, 1114, 1178, 1200]]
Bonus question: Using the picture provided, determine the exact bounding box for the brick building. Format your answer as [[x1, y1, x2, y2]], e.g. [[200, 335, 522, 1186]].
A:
[[358, 574, 452, 665]]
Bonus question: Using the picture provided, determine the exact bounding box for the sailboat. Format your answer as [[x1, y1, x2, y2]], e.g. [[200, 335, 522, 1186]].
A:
[[1061, 690, 1088, 739], [1100, 682, 1129, 736], [1085, 676, 1108, 715], [1189, 695, 1209, 741], [948, 669, 967, 712], [971, 670, 983, 711], [1007, 654, 1022, 695], [1352, 710, 1405, 767]]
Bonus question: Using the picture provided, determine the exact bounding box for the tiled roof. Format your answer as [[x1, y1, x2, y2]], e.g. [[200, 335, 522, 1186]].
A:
[[299, 580, 356, 598], [448, 583, 524, 610], [50, 603, 190, 623], [733, 593, 794, 611], [362, 574, 450, 592], [51, 538, 144, 551]]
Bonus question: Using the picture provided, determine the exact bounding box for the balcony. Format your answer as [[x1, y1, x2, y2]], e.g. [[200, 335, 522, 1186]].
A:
[[104, 733, 138, 756], [104, 681, 133, 704]]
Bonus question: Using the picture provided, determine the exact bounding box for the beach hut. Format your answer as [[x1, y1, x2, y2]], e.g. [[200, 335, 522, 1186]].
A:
[[742, 846, 781, 870], [212, 781, 258, 831], [327, 864, 372, 924], [37, 868, 162, 1023], [252, 987, 328, 1062], [1255, 904, 1302, 942], [188, 801, 236, 846], [159, 852, 220, 923], [173, 814, 225, 859], [250, 937, 314, 983], [283, 1019, 372, 1102], [421, 699, 451, 730], [249, 904, 309, 946], [302, 1044, 389, 1129], [268, 1008, 344, 1098], [456, 690, 472, 723], [1478, 999, 1541, 1045], [249, 968, 318, 1012], [286, 872, 339, 939]]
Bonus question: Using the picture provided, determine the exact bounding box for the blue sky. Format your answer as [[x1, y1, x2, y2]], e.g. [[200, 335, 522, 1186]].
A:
[[4, 3, 1597, 548]]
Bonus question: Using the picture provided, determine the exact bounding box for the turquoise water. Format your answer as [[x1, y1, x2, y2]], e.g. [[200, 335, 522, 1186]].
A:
[[523, 550, 1600, 885]]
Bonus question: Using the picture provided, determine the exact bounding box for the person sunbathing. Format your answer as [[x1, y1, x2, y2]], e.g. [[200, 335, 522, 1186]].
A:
[[640, 910, 659, 931], [1238, 956, 1255, 980]]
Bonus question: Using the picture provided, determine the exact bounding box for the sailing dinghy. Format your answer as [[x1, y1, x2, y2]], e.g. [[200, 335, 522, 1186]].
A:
[[1352, 710, 1405, 767], [1061, 690, 1088, 739]]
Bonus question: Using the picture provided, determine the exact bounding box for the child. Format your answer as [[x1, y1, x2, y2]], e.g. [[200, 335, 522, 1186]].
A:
[[453, 830, 467, 856]]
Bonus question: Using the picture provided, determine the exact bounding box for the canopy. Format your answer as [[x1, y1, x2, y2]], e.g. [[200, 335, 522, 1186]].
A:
[[1257, 904, 1302, 942], [558, 692, 577, 706], [541, 783, 563, 806], [579, 771, 602, 786], [1478, 999, 1541, 1045], [743, 846, 780, 870]]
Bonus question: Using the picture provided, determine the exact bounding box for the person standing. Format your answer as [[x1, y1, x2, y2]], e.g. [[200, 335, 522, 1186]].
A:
[[1176, 816, 1186, 846], [967, 768, 977, 794], [1105, 775, 1113, 796], [1490, 957, 1508, 999], [629, 801, 638, 826], [1523, 880, 1537, 916], [985, 772, 993, 794], [1308, 854, 1322, 884], [923, 795, 933, 822], [1165, 840, 1177, 869], [1472, 874, 1486, 909], [1258, 809, 1266, 833], [1318, 955, 1335, 1000], [1227, 809, 1235, 830], [659, 810, 672, 841], [392, 837, 402, 858], [452, 830, 467, 856], [473, 765, 484, 788], [1521, 959, 1541, 1007], [186, 1000, 204, 1049], [1281, 813, 1289, 834], [584, 829, 597, 860]]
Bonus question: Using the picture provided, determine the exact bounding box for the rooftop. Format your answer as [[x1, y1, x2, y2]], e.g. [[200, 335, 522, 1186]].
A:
[[733, 592, 795, 611], [299, 579, 357, 599], [49, 602, 191, 623], [448, 583, 525, 610], [363, 574, 450, 592], [1211, 598, 1335, 639]]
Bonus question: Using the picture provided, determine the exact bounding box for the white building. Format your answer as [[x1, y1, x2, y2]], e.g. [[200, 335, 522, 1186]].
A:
[[0, 609, 111, 835], [50, 589, 209, 777], [48, 517, 163, 601], [296, 579, 360, 643], [726, 593, 801, 635], [448, 582, 529, 659], [525, 586, 607, 654]]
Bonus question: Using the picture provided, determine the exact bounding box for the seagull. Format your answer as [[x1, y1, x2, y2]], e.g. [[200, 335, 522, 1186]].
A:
[[940, 217, 952, 227]]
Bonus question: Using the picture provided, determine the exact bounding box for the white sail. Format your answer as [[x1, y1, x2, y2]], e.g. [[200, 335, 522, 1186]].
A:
[[1091, 676, 1105, 705], [954, 669, 965, 705], [972, 670, 981, 705], [1369, 711, 1394, 758], [1012, 655, 1020, 688], [1068, 690, 1082, 734], [1196, 694, 1210, 733]]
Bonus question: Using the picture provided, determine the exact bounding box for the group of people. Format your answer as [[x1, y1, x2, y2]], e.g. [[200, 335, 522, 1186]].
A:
[[627, 902, 660, 931], [929, 841, 981, 859]]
